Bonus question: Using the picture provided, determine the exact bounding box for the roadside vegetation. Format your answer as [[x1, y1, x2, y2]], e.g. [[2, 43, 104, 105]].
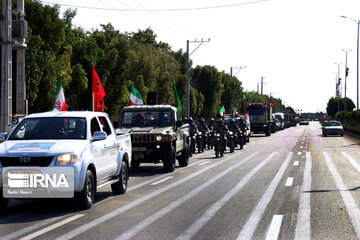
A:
[[1, 0, 286, 119]]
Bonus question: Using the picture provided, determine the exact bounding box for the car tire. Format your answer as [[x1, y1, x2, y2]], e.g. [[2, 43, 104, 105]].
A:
[[0, 190, 9, 210], [163, 145, 175, 172], [76, 170, 96, 209], [111, 161, 128, 195], [178, 143, 189, 167]]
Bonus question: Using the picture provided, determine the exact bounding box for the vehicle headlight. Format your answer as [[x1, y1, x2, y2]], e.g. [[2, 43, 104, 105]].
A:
[[216, 133, 221, 137], [155, 135, 163, 141], [55, 153, 78, 165]]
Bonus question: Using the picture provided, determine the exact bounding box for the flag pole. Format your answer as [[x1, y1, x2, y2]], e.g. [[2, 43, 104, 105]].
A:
[[91, 63, 94, 111]]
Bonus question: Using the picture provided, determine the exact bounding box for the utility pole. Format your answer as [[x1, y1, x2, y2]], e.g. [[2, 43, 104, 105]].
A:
[[260, 76, 265, 95], [1, 0, 12, 132], [343, 49, 351, 112], [186, 38, 210, 117], [335, 62, 342, 113], [14, 0, 28, 116]]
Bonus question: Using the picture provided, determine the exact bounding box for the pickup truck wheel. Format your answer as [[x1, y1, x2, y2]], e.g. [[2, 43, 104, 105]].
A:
[[0, 191, 9, 210], [111, 161, 128, 195], [163, 145, 175, 172], [76, 170, 96, 209], [178, 143, 189, 167]]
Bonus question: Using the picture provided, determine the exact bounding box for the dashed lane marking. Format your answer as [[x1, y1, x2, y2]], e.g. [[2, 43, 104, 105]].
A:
[[285, 177, 294, 186], [294, 161, 299, 166], [295, 152, 312, 240], [175, 152, 277, 240], [265, 215, 283, 240], [237, 152, 292, 240]]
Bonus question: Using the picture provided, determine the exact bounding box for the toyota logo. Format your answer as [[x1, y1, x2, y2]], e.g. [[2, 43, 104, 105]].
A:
[[20, 155, 30, 163]]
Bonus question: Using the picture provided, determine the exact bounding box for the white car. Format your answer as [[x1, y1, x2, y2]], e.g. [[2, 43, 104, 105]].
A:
[[0, 111, 132, 209]]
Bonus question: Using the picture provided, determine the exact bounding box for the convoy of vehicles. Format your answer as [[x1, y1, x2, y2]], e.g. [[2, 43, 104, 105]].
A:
[[0, 103, 348, 210], [0, 111, 131, 209]]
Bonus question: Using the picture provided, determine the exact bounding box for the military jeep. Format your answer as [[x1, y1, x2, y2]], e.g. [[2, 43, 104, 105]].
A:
[[117, 105, 190, 172]]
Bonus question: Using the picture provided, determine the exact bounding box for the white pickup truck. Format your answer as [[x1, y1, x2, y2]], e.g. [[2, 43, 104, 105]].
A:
[[0, 111, 131, 209]]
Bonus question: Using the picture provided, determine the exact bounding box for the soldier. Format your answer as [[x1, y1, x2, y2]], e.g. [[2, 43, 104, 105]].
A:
[[214, 118, 228, 144], [197, 117, 208, 151], [188, 117, 198, 136], [228, 118, 241, 136], [208, 118, 216, 131]]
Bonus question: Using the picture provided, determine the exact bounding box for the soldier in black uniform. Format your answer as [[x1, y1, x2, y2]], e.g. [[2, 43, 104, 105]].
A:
[[197, 118, 208, 151], [188, 117, 198, 154], [208, 118, 215, 131], [214, 118, 228, 152]]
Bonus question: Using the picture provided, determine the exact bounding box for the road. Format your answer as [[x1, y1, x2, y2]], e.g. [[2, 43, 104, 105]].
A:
[[1, 121, 360, 240]]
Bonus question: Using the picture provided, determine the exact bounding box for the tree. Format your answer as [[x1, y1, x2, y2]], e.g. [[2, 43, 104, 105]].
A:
[[326, 97, 355, 117]]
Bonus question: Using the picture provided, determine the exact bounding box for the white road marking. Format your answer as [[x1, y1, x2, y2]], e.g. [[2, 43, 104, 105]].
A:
[[294, 161, 299, 166], [198, 161, 210, 166], [175, 152, 277, 240], [55, 150, 245, 240], [19, 214, 85, 240], [285, 177, 294, 186], [237, 152, 292, 240], [1, 215, 70, 239], [297, 152, 302, 155], [265, 215, 283, 240], [322, 152, 360, 239], [295, 152, 312, 240], [341, 152, 360, 173], [150, 176, 174, 186], [116, 152, 259, 240], [128, 175, 170, 191]]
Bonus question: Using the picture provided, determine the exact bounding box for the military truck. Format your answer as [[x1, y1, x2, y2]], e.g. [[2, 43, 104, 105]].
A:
[[247, 103, 276, 136], [117, 105, 190, 172]]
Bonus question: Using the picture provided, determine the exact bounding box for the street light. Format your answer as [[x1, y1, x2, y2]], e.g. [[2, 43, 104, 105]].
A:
[[343, 49, 351, 112], [341, 15, 360, 110]]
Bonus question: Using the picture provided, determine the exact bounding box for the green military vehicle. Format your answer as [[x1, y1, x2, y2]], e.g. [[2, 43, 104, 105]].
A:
[[117, 105, 190, 172], [247, 103, 276, 136]]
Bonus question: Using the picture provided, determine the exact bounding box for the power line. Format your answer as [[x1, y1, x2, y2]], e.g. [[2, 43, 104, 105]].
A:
[[42, 0, 268, 12]]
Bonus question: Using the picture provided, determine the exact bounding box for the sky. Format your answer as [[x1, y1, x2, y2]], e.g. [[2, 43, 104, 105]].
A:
[[42, 0, 360, 113]]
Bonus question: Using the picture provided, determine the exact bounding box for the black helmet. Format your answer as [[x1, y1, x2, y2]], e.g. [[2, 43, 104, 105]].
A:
[[183, 117, 188, 123], [216, 118, 223, 125], [188, 116, 193, 123], [210, 118, 215, 123], [199, 117, 205, 123], [229, 118, 235, 124]]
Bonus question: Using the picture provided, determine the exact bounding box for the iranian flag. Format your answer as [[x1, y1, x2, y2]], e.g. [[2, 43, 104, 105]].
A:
[[53, 71, 67, 111], [219, 105, 225, 119], [129, 86, 143, 106]]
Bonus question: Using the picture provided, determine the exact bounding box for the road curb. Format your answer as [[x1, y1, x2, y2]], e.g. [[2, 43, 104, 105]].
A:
[[345, 131, 360, 140]]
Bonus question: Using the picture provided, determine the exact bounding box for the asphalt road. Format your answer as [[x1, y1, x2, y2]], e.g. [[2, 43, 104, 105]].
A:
[[1, 121, 360, 240]]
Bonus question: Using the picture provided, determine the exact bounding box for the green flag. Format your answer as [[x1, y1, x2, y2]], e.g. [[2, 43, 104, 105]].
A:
[[219, 105, 225, 119], [171, 85, 182, 120]]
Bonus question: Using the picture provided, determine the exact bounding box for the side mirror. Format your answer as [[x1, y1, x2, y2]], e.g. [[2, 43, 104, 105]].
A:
[[0, 132, 7, 143], [176, 120, 183, 128], [92, 131, 107, 141]]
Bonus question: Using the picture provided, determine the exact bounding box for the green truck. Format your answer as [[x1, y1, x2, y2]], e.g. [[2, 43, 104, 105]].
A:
[[247, 103, 276, 136]]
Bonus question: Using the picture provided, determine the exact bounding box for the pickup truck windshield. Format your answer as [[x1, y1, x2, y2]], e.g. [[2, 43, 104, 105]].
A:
[[9, 117, 87, 140], [121, 110, 173, 126]]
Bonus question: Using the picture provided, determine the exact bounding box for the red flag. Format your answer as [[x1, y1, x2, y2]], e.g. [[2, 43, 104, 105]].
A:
[[270, 96, 274, 107], [92, 63, 106, 112]]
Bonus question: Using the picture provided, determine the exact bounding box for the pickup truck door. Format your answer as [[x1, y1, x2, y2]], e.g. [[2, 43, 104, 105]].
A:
[[90, 117, 108, 180], [98, 116, 119, 177]]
